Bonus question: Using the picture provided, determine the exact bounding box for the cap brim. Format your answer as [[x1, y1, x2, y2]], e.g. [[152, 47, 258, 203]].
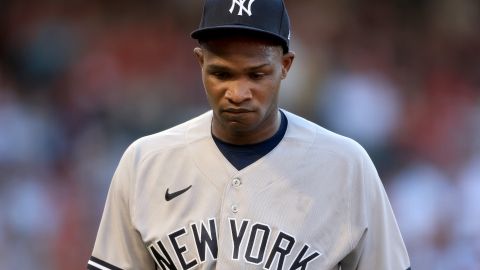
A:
[[191, 25, 288, 51]]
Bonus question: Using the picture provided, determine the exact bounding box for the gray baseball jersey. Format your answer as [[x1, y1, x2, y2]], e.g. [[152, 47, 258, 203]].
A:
[[88, 110, 410, 270]]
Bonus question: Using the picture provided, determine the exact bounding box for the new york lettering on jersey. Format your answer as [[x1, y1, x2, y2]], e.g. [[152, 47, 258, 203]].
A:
[[148, 218, 321, 270]]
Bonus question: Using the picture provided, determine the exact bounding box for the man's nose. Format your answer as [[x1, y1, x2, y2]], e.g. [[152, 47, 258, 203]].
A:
[[225, 79, 253, 104]]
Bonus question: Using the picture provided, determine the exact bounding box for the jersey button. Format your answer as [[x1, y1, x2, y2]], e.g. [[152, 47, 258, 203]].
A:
[[231, 204, 239, 213], [232, 178, 241, 187]]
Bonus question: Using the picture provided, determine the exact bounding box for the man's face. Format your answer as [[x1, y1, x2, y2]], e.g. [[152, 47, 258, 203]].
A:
[[194, 36, 294, 144]]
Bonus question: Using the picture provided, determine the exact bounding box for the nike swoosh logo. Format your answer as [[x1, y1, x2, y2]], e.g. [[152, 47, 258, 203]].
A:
[[165, 185, 192, 201]]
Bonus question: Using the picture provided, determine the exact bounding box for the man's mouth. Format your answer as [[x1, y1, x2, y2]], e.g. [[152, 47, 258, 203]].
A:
[[223, 108, 252, 114]]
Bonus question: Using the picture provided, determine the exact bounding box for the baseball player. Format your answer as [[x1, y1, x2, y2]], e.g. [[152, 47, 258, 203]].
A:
[[87, 0, 411, 269]]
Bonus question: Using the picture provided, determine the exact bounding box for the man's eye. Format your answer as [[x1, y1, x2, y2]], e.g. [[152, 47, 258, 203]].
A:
[[250, 73, 265, 80], [213, 72, 230, 80]]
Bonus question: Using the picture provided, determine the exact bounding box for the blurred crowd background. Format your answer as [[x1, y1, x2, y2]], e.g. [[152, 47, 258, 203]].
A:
[[0, 0, 479, 269]]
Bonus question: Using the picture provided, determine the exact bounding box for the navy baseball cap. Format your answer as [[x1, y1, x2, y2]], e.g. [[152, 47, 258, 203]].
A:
[[191, 0, 291, 52]]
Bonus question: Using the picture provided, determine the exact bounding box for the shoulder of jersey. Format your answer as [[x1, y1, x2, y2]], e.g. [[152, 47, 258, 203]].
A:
[[283, 110, 369, 162], [128, 111, 212, 157]]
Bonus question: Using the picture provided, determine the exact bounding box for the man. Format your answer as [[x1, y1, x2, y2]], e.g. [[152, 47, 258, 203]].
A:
[[87, 0, 411, 269]]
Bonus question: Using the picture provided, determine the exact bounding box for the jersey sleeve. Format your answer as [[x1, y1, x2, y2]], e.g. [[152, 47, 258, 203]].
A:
[[87, 143, 155, 270], [340, 148, 411, 270]]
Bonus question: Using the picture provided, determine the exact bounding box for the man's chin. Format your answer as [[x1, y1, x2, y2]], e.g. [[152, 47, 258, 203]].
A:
[[220, 118, 260, 135], [224, 120, 253, 132], [213, 112, 258, 134], [220, 112, 254, 126]]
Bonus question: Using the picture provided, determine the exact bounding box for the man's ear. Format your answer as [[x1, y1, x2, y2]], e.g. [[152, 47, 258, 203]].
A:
[[281, 51, 295, 79], [193, 47, 204, 67]]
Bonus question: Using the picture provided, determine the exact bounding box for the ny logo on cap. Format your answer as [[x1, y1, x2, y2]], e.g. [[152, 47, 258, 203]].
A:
[[229, 0, 255, 16]]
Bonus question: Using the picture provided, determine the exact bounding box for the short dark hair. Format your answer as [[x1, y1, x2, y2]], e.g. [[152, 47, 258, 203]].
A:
[[196, 29, 288, 54]]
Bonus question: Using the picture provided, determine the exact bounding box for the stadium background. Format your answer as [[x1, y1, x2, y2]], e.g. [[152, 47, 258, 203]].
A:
[[0, 0, 479, 269]]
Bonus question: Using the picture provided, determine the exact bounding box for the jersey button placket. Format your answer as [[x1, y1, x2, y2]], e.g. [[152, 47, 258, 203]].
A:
[[230, 177, 242, 214]]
